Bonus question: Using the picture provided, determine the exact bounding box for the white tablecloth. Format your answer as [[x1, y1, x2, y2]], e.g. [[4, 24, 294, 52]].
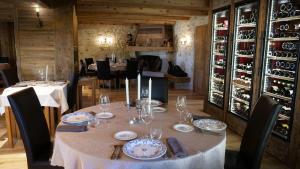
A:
[[0, 83, 69, 115], [51, 103, 226, 169]]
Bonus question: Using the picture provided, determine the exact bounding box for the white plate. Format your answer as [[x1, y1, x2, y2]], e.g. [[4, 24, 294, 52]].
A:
[[152, 107, 167, 113], [95, 112, 114, 119], [173, 124, 194, 132], [141, 99, 163, 107], [62, 112, 93, 125], [114, 131, 137, 141], [123, 139, 167, 160], [193, 119, 227, 132]]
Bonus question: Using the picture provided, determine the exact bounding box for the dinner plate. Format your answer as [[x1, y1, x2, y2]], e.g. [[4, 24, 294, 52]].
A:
[[95, 112, 114, 119], [123, 139, 167, 160], [152, 107, 167, 113], [193, 119, 227, 132], [173, 124, 194, 133], [114, 131, 137, 141], [62, 112, 93, 126], [141, 99, 163, 107]]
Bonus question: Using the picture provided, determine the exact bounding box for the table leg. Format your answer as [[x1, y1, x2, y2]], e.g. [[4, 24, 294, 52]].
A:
[[49, 107, 55, 137], [5, 107, 14, 148], [43, 107, 50, 133]]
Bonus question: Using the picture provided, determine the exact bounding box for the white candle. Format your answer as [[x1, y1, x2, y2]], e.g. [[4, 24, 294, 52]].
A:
[[137, 74, 141, 100], [45, 65, 48, 81], [125, 78, 130, 105], [148, 78, 152, 103]]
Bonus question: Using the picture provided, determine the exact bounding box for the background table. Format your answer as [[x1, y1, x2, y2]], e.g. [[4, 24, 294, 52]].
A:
[[0, 82, 69, 147], [51, 102, 226, 169]]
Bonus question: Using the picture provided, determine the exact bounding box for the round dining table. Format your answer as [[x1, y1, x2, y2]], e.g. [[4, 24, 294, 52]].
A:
[[51, 102, 226, 169]]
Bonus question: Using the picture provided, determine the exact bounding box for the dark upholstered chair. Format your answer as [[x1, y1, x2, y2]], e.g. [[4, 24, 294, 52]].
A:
[[85, 58, 94, 68], [96, 60, 115, 88], [7, 87, 63, 169], [84, 58, 97, 76], [67, 73, 79, 111], [125, 59, 138, 79], [0, 67, 20, 87], [141, 77, 168, 103], [225, 95, 282, 169]]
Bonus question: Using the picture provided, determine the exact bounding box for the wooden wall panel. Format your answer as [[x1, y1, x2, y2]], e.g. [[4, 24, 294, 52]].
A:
[[193, 25, 208, 96], [212, 0, 231, 10], [17, 8, 56, 80]]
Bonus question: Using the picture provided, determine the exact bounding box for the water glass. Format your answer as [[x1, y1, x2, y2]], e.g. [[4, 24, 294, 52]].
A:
[[184, 112, 193, 124], [141, 102, 153, 137], [99, 95, 110, 112], [176, 96, 187, 123], [150, 127, 162, 140]]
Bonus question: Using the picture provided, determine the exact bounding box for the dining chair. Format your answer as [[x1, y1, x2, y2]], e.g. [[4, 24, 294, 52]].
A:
[[141, 77, 168, 103], [126, 59, 138, 79], [225, 95, 282, 169], [0, 67, 20, 87], [96, 60, 116, 88], [79, 59, 86, 76], [67, 73, 79, 111], [7, 87, 63, 169]]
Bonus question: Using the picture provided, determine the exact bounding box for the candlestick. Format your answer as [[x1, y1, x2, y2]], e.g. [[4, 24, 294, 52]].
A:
[[45, 65, 48, 81], [137, 74, 141, 100], [125, 78, 130, 105], [148, 78, 152, 103]]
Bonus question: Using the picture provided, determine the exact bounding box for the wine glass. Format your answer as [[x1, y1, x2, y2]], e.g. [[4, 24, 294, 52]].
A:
[[150, 127, 162, 140], [38, 69, 45, 81], [99, 95, 110, 113], [176, 96, 187, 123], [141, 101, 153, 138], [141, 88, 149, 99]]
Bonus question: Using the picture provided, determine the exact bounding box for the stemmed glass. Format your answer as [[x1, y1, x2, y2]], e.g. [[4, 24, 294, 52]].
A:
[[141, 101, 153, 138], [99, 95, 110, 113], [141, 88, 149, 99], [176, 96, 187, 124]]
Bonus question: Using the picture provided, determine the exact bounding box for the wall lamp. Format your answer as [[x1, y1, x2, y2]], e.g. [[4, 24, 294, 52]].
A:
[[97, 34, 113, 47], [36, 6, 43, 27]]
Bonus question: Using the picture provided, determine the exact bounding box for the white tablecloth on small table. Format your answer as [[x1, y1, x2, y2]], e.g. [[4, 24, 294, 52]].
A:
[[0, 83, 69, 115], [51, 102, 226, 169]]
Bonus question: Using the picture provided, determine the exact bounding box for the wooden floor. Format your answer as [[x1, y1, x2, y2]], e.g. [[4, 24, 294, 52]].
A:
[[0, 86, 290, 169]]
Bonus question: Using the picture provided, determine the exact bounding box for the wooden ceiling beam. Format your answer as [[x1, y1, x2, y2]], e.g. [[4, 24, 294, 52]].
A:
[[78, 18, 176, 25], [77, 5, 207, 17], [77, 12, 190, 21], [76, 0, 208, 11]]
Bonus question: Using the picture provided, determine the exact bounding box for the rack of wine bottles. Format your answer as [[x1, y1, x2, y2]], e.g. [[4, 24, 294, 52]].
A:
[[229, 2, 259, 120], [208, 9, 230, 108], [261, 0, 300, 140]]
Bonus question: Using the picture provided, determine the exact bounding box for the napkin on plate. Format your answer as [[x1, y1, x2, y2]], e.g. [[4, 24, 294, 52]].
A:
[[56, 124, 87, 132], [166, 137, 188, 158]]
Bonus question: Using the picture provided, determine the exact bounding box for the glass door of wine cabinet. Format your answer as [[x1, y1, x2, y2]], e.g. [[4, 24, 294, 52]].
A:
[[261, 0, 300, 140], [208, 8, 230, 108], [229, 2, 259, 120]]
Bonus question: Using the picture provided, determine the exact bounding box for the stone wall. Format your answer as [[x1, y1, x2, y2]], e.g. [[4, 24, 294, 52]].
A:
[[174, 16, 208, 89], [78, 24, 137, 62]]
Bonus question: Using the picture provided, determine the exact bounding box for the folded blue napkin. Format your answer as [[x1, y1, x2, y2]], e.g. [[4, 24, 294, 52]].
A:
[[167, 137, 188, 158], [56, 124, 87, 132]]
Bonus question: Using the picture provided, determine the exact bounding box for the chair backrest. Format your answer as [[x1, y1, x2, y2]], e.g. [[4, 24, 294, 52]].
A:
[[67, 73, 79, 109], [85, 58, 94, 66], [141, 77, 168, 103], [0, 67, 20, 87], [126, 59, 138, 79], [239, 95, 282, 169], [79, 59, 86, 76], [96, 60, 111, 80], [7, 87, 51, 162]]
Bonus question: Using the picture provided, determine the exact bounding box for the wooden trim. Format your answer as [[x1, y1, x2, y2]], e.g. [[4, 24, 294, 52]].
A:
[[5, 107, 14, 148]]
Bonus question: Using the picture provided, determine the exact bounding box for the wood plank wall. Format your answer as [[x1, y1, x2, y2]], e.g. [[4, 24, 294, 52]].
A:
[[0, 0, 76, 81]]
